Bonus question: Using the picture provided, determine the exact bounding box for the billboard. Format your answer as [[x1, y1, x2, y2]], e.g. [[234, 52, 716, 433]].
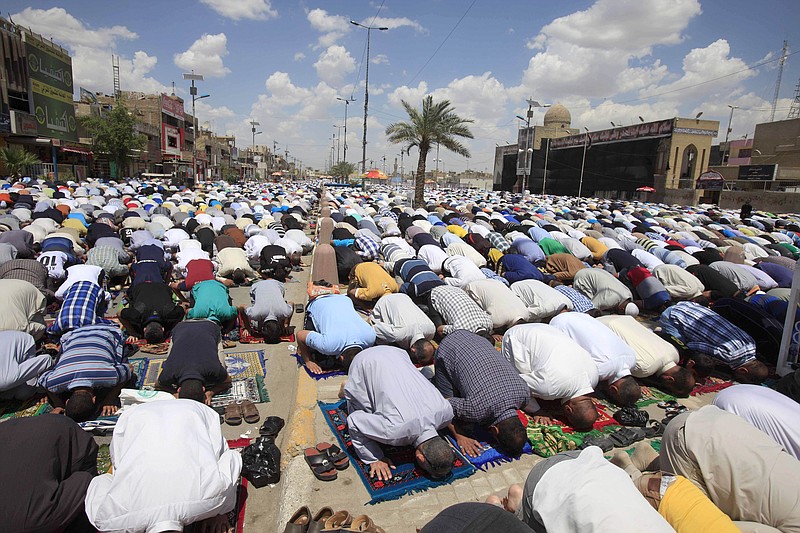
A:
[[551, 119, 674, 149], [738, 164, 777, 181], [162, 124, 182, 156], [24, 33, 77, 142], [160, 95, 185, 121]]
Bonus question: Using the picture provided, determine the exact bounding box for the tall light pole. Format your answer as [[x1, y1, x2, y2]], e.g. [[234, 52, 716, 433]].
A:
[[351, 21, 388, 174], [723, 104, 739, 165], [542, 138, 550, 196], [250, 119, 261, 180], [183, 72, 206, 184], [336, 96, 355, 163], [579, 126, 589, 197], [397, 151, 404, 180], [334, 124, 342, 164]]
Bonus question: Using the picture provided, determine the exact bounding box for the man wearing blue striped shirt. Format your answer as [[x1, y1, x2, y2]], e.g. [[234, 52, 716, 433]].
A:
[[39, 323, 131, 421]]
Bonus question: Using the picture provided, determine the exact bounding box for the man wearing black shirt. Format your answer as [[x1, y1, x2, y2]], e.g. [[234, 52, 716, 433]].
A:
[[119, 282, 185, 343], [155, 319, 231, 404]]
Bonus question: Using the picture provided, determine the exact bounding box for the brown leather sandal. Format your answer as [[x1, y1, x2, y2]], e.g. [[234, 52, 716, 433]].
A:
[[308, 507, 333, 533], [240, 400, 260, 424], [344, 515, 385, 532], [224, 403, 242, 425], [322, 510, 352, 531], [284, 506, 311, 533]]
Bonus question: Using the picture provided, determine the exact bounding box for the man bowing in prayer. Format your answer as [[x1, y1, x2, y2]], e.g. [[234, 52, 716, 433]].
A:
[[344, 345, 455, 481]]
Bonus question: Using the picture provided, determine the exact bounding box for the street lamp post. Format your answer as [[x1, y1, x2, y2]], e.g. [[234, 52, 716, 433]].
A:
[[250, 119, 261, 180], [351, 21, 388, 175], [542, 138, 550, 196], [723, 104, 739, 165], [336, 96, 355, 163], [183, 72, 207, 184], [579, 126, 589, 197], [397, 151, 404, 180], [334, 124, 342, 164]]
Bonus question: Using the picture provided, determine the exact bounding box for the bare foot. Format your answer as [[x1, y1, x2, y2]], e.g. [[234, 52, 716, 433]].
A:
[[36, 396, 48, 406], [505, 484, 523, 513], [485, 494, 503, 508]]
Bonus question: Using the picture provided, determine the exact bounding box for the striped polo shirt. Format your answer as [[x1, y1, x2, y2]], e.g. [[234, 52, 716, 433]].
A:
[[38, 324, 129, 392]]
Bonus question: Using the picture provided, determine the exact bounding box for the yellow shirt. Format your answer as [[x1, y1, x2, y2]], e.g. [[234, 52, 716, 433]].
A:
[[659, 476, 740, 533], [581, 236, 609, 262], [447, 224, 467, 239], [352, 262, 398, 301]]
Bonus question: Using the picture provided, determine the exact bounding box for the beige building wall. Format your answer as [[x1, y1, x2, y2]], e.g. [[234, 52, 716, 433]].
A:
[[663, 118, 719, 188]]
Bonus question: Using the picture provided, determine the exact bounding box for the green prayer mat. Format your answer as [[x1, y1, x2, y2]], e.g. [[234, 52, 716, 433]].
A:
[[97, 444, 112, 474]]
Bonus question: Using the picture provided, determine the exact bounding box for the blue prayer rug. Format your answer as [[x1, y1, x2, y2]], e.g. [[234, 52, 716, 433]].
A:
[[319, 399, 476, 503]]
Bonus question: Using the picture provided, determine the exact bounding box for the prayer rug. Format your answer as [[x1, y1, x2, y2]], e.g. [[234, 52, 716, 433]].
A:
[[0, 399, 52, 421], [319, 399, 476, 504], [137, 341, 171, 356], [129, 357, 149, 389], [96, 444, 112, 474], [211, 376, 269, 408], [522, 399, 621, 458], [445, 415, 533, 470], [225, 350, 266, 380], [228, 478, 248, 533], [291, 353, 345, 380], [636, 385, 677, 407], [690, 376, 735, 396], [142, 358, 165, 389], [237, 308, 296, 344]]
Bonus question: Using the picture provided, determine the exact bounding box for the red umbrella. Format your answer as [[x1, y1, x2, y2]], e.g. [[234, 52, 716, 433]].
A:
[[636, 186, 656, 192]]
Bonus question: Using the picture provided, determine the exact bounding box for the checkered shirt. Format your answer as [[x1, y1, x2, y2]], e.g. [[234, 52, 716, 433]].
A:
[[434, 329, 529, 425], [430, 285, 492, 336], [87, 246, 123, 271], [659, 301, 756, 369], [553, 285, 596, 313], [480, 268, 509, 286], [355, 234, 380, 260], [48, 281, 113, 336], [488, 232, 511, 252]]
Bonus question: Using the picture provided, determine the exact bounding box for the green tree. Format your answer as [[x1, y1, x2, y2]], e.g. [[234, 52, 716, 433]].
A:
[[80, 103, 146, 178], [0, 147, 41, 178], [385, 95, 474, 207], [330, 160, 356, 179]]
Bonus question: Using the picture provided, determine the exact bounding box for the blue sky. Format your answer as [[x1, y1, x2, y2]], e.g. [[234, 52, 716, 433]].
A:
[[9, 0, 800, 173]]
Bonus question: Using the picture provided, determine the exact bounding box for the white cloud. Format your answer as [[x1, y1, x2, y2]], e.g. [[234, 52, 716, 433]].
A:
[[12, 7, 168, 95], [534, 0, 701, 56], [294, 52, 306, 61], [363, 16, 426, 33], [371, 54, 389, 65], [199, 0, 277, 21], [638, 39, 754, 102], [313, 45, 356, 87], [194, 99, 236, 121], [519, 0, 702, 100], [174, 33, 231, 78], [307, 8, 351, 49]]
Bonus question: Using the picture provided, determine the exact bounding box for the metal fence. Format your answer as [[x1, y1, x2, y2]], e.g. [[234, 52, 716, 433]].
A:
[[28, 163, 89, 181]]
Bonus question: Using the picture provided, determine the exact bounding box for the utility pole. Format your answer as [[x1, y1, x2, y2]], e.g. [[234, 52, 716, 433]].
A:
[[351, 21, 389, 174], [542, 138, 550, 196], [250, 119, 261, 179], [336, 97, 354, 163], [723, 105, 738, 165], [183, 72, 207, 185], [579, 127, 589, 197]]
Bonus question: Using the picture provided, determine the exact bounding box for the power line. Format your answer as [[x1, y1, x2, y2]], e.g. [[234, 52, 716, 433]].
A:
[[616, 49, 800, 105], [406, 0, 479, 86]]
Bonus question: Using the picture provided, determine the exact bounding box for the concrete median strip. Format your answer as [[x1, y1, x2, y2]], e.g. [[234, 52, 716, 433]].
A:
[[281, 370, 318, 466]]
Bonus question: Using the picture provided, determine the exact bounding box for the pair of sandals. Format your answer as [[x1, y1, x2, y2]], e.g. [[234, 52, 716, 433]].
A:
[[658, 400, 688, 426], [580, 420, 664, 452], [224, 400, 260, 425], [304, 442, 350, 481], [285, 507, 385, 533]]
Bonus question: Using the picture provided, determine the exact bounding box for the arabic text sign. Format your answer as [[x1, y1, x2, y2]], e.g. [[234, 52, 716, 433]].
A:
[[24, 34, 77, 141], [160, 95, 185, 121]]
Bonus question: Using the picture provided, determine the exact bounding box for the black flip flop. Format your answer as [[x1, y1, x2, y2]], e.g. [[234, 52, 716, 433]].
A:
[[609, 427, 646, 448], [303, 448, 338, 481], [579, 434, 614, 452]]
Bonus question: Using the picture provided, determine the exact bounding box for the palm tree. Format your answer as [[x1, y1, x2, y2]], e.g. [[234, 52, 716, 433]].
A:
[[0, 147, 41, 178], [386, 96, 474, 207]]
